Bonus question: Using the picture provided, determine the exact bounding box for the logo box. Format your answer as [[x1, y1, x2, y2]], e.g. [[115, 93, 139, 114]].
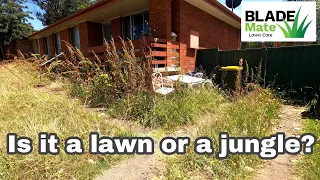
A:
[[241, 2, 317, 42]]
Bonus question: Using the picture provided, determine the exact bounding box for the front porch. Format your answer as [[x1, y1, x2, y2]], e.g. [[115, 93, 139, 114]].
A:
[[75, 0, 179, 72]]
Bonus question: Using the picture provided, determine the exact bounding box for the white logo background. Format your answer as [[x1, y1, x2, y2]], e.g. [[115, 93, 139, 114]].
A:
[[241, 2, 316, 42]]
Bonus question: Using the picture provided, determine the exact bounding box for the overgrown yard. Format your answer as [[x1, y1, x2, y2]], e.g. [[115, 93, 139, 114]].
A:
[[0, 40, 284, 179], [0, 62, 133, 179], [48, 40, 226, 130]]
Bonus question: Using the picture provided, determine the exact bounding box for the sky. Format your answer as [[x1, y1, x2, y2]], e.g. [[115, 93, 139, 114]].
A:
[[24, 1, 45, 30], [24, 0, 283, 31]]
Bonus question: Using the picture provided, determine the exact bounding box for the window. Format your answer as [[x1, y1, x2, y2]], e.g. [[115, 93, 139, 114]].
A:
[[122, 16, 132, 40], [33, 39, 39, 54], [103, 24, 112, 42], [122, 11, 150, 40], [43, 37, 50, 55], [69, 26, 80, 49], [53, 33, 61, 54]]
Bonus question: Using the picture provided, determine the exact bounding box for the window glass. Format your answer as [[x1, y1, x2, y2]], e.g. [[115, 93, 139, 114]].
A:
[[103, 24, 112, 42], [53, 33, 61, 54], [69, 26, 80, 49], [122, 11, 150, 40], [143, 13, 150, 37], [133, 13, 144, 40], [74, 26, 80, 49]]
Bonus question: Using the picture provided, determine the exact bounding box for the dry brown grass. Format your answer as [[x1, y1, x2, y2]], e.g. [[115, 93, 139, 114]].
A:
[[0, 62, 133, 179]]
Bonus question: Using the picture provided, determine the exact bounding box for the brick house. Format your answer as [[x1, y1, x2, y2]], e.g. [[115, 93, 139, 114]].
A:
[[29, 0, 240, 72]]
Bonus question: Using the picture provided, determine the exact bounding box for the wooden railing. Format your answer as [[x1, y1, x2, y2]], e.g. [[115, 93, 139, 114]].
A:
[[86, 37, 180, 71]]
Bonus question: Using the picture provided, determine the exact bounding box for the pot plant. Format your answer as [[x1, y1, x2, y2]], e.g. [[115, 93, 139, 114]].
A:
[[171, 32, 177, 42]]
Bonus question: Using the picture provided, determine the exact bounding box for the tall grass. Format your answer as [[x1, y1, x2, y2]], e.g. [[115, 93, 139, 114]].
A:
[[49, 39, 153, 107], [296, 119, 320, 180], [48, 39, 225, 129], [0, 62, 133, 179], [165, 88, 280, 179]]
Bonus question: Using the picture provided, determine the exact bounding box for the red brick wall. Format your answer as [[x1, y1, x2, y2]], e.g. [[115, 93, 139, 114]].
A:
[[111, 17, 122, 43], [79, 21, 103, 53], [149, 0, 172, 40], [180, 1, 239, 50], [16, 40, 34, 54], [171, 0, 181, 40], [60, 28, 70, 52], [79, 22, 89, 53], [176, 0, 240, 71], [4, 40, 34, 59]]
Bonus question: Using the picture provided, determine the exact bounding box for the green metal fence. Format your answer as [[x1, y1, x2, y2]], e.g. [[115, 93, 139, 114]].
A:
[[196, 45, 320, 89]]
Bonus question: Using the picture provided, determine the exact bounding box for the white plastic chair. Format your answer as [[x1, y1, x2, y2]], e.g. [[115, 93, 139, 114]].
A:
[[186, 71, 204, 78], [152, 72, 174, 95], [194, 72, 204, 78]]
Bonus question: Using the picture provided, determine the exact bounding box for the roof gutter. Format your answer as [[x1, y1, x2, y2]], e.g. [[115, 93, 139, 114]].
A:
[[204, 0, 241, 22]]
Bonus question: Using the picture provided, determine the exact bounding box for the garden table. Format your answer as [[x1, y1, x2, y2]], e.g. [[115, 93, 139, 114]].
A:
[[166, 75, 206, 87]]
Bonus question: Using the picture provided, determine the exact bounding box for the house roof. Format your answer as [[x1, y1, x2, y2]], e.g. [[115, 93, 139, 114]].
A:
[[185, 0, 241, 28], [206, 0, 241, 22], [29, 0, 120, 39], [29, 0, 241, 39]]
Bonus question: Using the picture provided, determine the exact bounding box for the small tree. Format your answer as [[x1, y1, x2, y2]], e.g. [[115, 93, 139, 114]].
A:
[[0, 0, 33, 60]]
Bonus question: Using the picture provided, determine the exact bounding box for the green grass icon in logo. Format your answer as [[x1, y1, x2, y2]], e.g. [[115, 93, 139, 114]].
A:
[[277, 7, 312, 38]]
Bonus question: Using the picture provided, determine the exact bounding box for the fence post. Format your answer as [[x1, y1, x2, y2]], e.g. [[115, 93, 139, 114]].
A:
[[264, 47, 268, 88]]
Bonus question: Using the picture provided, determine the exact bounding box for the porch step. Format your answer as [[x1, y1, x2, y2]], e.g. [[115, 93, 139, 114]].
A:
[[151, 51, 167, 57]]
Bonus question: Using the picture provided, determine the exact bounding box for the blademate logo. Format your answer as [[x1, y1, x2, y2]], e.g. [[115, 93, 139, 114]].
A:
[[241, 2, 316, 42], [277, 7, 312, 38]]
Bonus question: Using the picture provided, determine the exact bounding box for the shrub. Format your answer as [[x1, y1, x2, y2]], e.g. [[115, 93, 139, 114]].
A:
[[308, 91, 320, 118], [87, 73, 113, 107]]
